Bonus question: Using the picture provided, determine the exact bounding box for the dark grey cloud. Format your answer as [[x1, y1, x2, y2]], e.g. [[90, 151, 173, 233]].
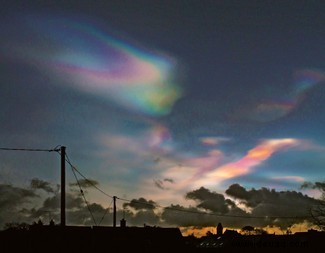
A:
[[186, 187, 234, 214], [226, 183, 320, 208], [300, 181, 325, 225], [0, 178, 104, 228], [42, 194, 59, 210], [161, 184, 322, 229], [0, 184, 37, 208], [0, 183, 38, 228], [70, 179, 99, 188], [159, 188, 250, 228], [30, 178, 58, 193], [0, 179, 158, 228], [40, 192, 84, 211], [123, 197, 156, 211], [126, 209, 160, 227], [67, 203, 108, 226], [1, 179, 323, 231], [153, 178, 174, 190], [161, 204, 210, 227], [301, 181, 325, 192], [225, 183, 322, 228], [154, 179, 165, 190], [225, 184, 250, 202]]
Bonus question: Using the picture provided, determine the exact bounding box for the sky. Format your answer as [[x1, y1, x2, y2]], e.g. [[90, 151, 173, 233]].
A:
[[1, 0, 325, 236]]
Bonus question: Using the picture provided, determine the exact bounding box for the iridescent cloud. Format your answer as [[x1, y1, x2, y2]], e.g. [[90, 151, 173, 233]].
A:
[[200, 136, 230, 146], [271, 176, 305, 183], [141, 139, 303, 201], [4, 14, 183, 116], [97, 123, 174, 161], [293, 69, 325, 94], [246, 69, 325, 122], [247, 100, 295, 122], [194, 138, 300, 188], [147, 124, 173, 153]]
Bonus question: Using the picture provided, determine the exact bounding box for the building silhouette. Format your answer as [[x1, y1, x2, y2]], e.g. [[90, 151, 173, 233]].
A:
[[217, 222, 223, 236]]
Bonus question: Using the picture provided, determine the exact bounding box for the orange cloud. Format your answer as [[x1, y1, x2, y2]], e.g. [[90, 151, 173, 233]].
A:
[[195, 138, 300, 187]]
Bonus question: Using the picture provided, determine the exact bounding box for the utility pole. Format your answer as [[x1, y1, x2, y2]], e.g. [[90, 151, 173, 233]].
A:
[[60, 146, 66, 227], [113, 196, 117, 227]]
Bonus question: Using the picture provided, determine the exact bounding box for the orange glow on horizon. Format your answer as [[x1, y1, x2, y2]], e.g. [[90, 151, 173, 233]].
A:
[[180, 222, 319, 238]]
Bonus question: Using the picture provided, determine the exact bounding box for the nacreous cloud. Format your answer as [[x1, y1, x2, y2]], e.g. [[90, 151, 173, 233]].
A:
[[2, 13, 183, 116], [194, 138, 300, 188], [243, 69, 325, 122]]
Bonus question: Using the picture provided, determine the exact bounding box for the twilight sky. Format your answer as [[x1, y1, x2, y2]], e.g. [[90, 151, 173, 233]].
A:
[[1, 0, 325, 235]]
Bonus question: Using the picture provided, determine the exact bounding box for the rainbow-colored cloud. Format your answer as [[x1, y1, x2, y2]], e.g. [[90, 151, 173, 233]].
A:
[[153, 138, 304, 194], [198, 138, 299, 185], [245, 69, 325, 122], [4, 14, 183, 116]]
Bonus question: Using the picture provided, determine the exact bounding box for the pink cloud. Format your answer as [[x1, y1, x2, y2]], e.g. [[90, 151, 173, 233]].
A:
[[194, 138, 300, 188]]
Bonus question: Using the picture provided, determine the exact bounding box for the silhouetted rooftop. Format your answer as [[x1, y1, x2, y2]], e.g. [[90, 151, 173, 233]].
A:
[[0, 225, 185, 252], [1, 225, 325, 252]]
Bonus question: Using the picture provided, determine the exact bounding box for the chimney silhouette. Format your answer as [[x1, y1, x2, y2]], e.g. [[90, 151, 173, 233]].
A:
[[217, 222, 223, 236], [120, 218, 126, 228]]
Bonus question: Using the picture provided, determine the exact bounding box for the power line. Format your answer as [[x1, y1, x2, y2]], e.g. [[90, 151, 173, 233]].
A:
[[70, 164, 98, 226], [98, 199, 113, 226], [70, 162, 310, 221], [6, 146, 311, 222], [63, 151, 315, 221], [162, 207, 312, 220], [65, 153, 98, 226], [116, 197, 312, 220], [0, 146, 61, 152], [64, 154, 114, 199]]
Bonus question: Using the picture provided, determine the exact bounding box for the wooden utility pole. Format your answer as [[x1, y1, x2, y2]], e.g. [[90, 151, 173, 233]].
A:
[[113, 196, 117, 227], [60, 146, 66, 227]]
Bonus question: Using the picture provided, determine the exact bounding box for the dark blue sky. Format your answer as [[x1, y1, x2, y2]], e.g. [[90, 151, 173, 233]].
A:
[[0, 0, 324, 232]]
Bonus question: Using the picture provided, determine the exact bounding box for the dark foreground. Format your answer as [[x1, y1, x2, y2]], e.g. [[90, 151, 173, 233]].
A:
[[1, 225, 324, 253]]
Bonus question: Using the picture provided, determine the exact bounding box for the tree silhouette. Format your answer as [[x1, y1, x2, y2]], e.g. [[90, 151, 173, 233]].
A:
[[254, 228, 268, 235], [311, 197, 325, 231], [241, 225, 254, 235], [307, 182, 325, 231], [4, 222, 30, 231]]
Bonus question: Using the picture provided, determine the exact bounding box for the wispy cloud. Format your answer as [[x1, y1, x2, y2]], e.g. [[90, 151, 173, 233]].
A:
[[271, 176, 305, 183], [194, 138, 301, 188], [153, 178, 174, 190]]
